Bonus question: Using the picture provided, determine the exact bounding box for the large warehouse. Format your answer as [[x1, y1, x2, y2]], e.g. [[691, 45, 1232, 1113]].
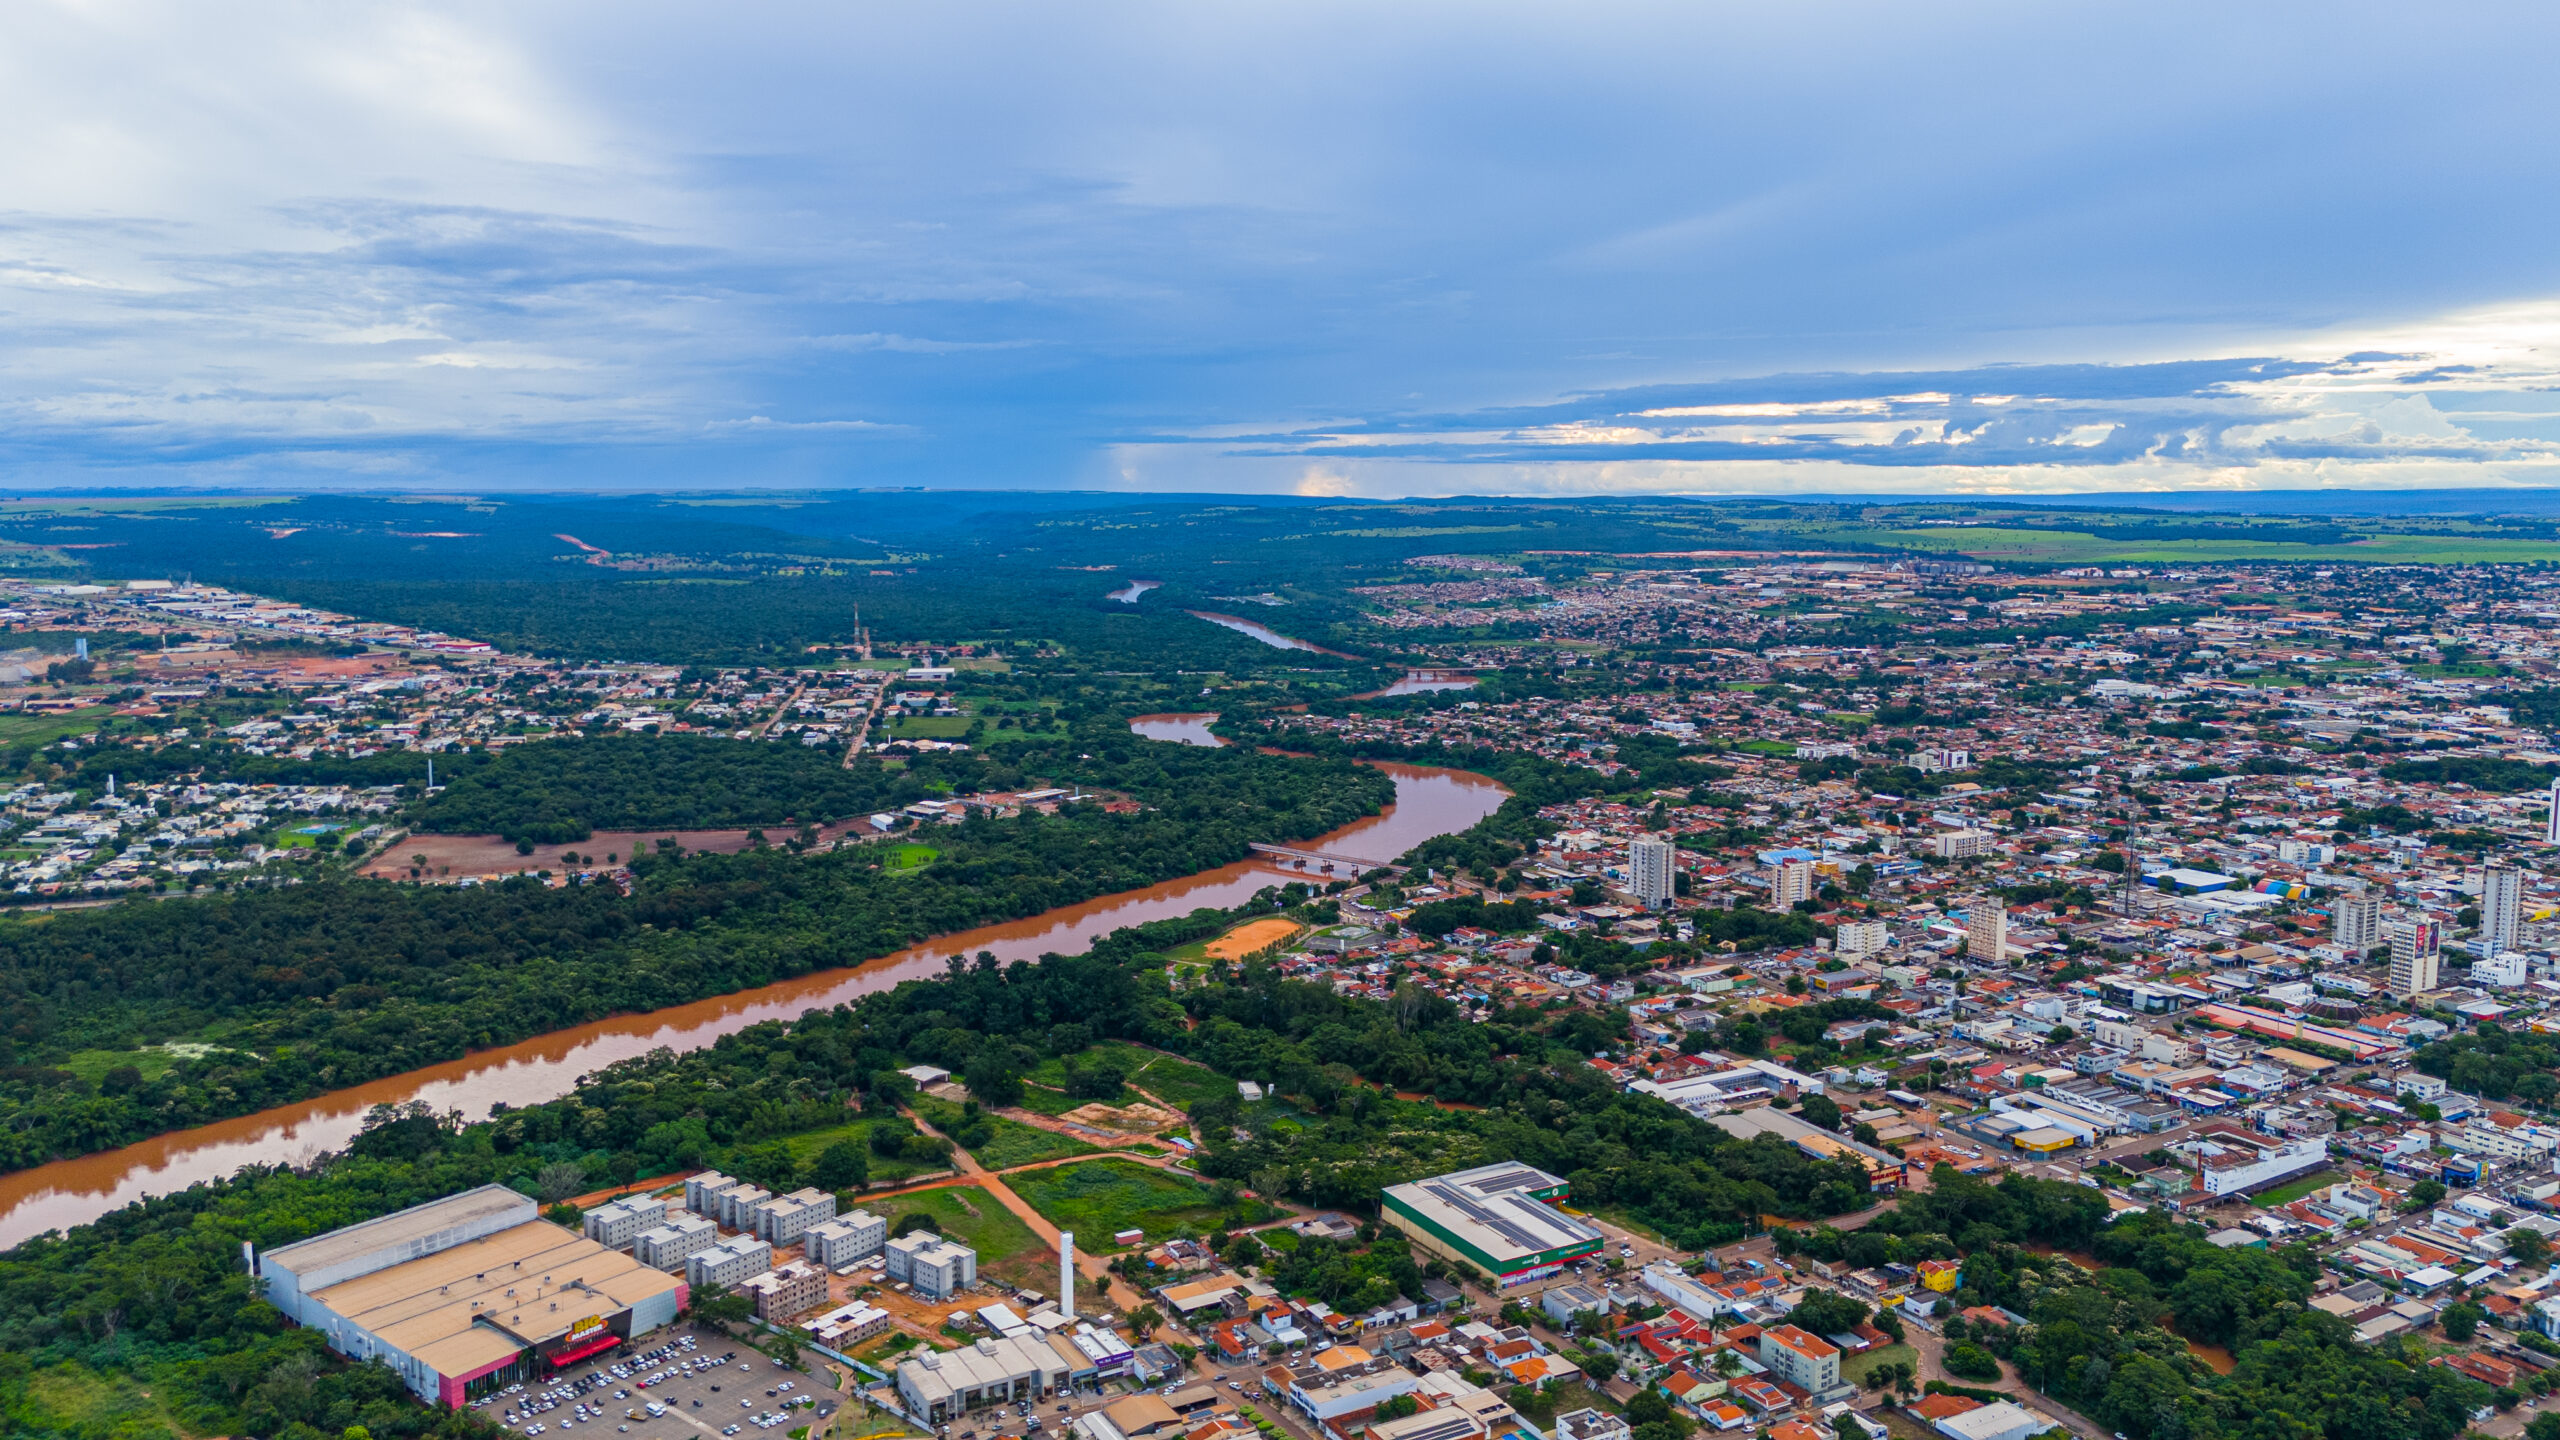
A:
[[1380, 1163, 1603, 1288], [256, 1184, 687, 1407]]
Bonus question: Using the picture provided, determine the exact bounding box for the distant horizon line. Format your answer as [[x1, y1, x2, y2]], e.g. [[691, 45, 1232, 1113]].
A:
[[13, 483, 2560, 516]]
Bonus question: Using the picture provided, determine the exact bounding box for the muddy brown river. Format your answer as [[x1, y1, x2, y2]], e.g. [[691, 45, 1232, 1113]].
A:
[[0, 762, 1506, 1248]]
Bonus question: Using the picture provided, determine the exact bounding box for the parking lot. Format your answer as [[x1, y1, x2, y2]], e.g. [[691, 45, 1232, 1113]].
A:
[[474, 1326, 838, 1440]]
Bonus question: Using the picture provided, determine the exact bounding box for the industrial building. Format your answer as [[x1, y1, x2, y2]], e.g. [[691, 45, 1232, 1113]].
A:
[[1379, 1164, 1603, 1288], [887, 1233, 977, 1298], [254, 1185, 685, 1408], [806, 1209, 889, 1268]]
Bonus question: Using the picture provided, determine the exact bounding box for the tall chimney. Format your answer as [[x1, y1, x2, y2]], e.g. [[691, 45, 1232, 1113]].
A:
[[1060, 1232, 1075, 1322]]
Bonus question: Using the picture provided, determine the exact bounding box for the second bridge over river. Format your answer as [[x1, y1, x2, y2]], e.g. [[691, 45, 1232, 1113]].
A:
[[1248, 842, 1405, 876]]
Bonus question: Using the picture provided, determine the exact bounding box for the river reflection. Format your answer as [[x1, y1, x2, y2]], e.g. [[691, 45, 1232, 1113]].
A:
[[1186, 610, 1356, 657], [0, 762, 1506, 1248]]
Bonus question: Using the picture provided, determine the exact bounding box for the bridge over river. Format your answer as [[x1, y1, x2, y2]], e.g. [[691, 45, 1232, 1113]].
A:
[[1248, 842, 1404, 876]]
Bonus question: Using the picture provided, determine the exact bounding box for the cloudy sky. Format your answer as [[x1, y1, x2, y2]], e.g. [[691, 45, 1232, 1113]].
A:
[[6, 1, 2560, 498]]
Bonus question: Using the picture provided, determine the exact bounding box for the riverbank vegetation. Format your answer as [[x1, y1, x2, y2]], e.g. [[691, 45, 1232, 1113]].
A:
[[0, 888, 1873, 1439], [0, 731, 1394, 1175]]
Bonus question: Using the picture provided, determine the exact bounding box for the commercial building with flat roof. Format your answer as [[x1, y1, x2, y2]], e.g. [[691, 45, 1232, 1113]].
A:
[[896, 1333, 1082, 1421], [254, 1185, 686, 1408], [1380, 1164, 1602, 1288]]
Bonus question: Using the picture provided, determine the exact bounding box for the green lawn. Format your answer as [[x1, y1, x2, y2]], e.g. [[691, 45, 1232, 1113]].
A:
[[880, 1185, 1054, 1293], [1008, 1158, 1274, 1243], [1738, 739, 1796, 756], [882, 843, 938, 871], [2250, 1170, 2342, 1208], [1843, 1342, 1917, 1388], [913, 1096, 1099, 1169]]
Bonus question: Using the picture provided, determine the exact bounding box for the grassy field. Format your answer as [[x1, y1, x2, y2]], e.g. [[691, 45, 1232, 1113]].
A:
[[2250, 1169, 2343, 1208], [890, 715, 974, 739], [880, 1184, 1055, 1293], [1018, 1042, 1238, 1114], [0, 707, 111, 747], [1120, 1049, 1243, 1111], [1009, 1158, 1271, 1243], [1738, 738, 1796, 756], [1843, 1342, 1918, 1388], [913, 1096, 1099, 1169], [882, 842, 938, 872], [55, 1040, 248, 1087], [781, 1118, 955, 1185]]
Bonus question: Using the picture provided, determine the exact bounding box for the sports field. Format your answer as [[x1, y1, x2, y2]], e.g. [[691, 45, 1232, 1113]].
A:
[[1205, 918, 1298, 960]]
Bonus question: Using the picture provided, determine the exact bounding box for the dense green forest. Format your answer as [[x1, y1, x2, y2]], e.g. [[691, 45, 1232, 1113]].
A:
[[1788, 1170, 2489, 1440], [0, 732, 1396, 1173], [0, 893, 1864, 1439], [406, 734, 912, 842]]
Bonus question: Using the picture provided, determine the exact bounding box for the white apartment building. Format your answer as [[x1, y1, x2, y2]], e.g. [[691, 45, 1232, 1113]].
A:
[[751, 1187, 837, 1247], [2482, 863, 2526, 956], [1771, 858, 1815, 907], [686, 1234, 775, 1290], [582, 1195, 667, 1251], [1834, 919, 1889, 959], [634, 1214, 720, 1272], [805, 1210, 889, 1268], [1628, 837, 1676, 909], [1758, 1324, 1841, 1393], [2390, 919, 2442, 997], [2333, 889, 2386, 951], [1966, 899, 2008, 964], [1934, 828, 1996, 860], [886, 1233, 977, 1299]]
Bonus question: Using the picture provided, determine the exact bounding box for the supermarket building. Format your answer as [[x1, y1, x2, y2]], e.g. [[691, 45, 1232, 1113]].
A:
[[256, 1185, 687, 1407], [1380, 1164, 1604, 1288]]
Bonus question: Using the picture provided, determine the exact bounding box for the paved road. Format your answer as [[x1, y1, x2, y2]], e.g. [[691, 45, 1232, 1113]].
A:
[[753, 681, 809, 739], [1898, 1326, 2113, 1440]]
